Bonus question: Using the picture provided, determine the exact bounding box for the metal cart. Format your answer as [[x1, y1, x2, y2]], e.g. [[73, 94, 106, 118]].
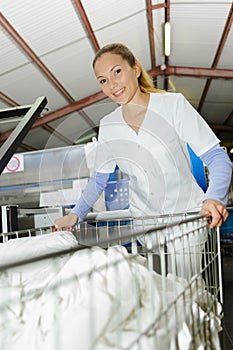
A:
[[0, 213, 223, 349]]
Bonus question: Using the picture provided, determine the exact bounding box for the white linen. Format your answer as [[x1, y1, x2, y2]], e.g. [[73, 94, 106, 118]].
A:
[[0, 232, 222, 350]]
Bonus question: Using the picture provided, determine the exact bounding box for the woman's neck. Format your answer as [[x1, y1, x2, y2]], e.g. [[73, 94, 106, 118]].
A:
[[122, 92, 150, 133], [122, 92, 150, 118]]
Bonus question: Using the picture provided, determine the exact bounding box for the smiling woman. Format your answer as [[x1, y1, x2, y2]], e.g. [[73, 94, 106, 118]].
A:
[[55, 43, 232, 264], [94, 52, 142, 106]]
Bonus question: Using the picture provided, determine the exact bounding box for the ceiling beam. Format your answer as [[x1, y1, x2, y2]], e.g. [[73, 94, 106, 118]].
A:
[[146, 0, 156, 68], [1, 62, 232, 142], [0, 13, 76, 105], [0, 93, 74, 150], [73, 0, 100, 52], [151, 3, 166, 10], [32, 91, 105, 128], [0, 91, 19, 106], [163, 66, 233, 79], [42, 124, 75, 145], [223, 110, 233, 125], [146, 1, 169, 72], [197, 4, 233, 112], [0, 13, 98, 132], [19, 143, 38, 151], [148, 65, 233, 79], [78, 110, 99, 132], [0, 91, 106, 142]]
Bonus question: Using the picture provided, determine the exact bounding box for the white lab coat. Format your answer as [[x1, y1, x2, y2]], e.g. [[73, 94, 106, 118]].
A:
[[94, 92, 219, 218]]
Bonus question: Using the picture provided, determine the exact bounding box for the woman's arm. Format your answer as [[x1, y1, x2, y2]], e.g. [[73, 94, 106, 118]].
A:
[[71, 171, 110, 220], [54, 172, 110, 230], [200, 144, 232, 227]]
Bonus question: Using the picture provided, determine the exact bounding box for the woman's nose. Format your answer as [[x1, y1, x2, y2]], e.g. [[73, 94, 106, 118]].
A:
[[108, 76, 117, 90]]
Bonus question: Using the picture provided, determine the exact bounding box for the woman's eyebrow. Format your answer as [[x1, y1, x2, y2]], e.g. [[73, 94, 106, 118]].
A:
[[97, 65, 121, 79]]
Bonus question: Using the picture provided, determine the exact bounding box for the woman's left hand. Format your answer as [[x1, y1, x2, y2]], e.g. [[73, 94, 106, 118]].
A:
[[201, 199, 229, 228]]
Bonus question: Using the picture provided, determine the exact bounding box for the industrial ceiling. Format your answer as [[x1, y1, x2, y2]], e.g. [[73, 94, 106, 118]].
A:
[[1, 0, 233, 158]]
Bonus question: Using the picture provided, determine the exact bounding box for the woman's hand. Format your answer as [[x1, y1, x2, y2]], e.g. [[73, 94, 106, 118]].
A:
[[54, 213, 78, 232], [201, 199, 229, 228]]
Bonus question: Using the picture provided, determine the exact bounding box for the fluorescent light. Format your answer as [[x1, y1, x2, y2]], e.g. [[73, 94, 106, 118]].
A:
[[164, 22, 171, 57], [230, 148, 233, 154]]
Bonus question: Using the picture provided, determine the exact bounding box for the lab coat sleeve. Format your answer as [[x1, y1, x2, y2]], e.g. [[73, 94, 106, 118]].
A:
[[200, 144, 232, 205], [173, 93, 220, 156], [71, 172, 110, 221]]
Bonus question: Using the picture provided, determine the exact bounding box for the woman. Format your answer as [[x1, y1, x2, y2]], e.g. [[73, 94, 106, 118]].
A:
[[55, 43, 232, 232]]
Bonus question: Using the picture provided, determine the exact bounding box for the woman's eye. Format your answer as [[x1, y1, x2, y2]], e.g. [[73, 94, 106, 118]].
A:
[[115, 68, 121, 75], [99, 79, 106, 84]]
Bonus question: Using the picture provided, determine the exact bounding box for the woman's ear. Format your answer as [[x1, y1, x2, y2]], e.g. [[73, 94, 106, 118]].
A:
[[134, 62, 141, 78]]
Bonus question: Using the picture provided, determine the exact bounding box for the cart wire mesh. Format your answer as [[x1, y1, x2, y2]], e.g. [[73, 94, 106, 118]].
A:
[[0, 213, 224, 350]]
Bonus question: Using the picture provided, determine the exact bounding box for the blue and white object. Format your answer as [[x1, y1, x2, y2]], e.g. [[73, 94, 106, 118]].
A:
[[105, 179, 130, 211]]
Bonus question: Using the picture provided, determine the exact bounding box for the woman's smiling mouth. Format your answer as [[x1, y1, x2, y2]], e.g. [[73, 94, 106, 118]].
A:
[[113, 88, 125, 97]]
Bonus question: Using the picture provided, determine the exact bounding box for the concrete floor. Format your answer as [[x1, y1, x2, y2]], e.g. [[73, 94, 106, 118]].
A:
[[222, 253, 233, 350]]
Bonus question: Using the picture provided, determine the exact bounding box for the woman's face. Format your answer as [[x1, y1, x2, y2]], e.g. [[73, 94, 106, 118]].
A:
[[94, 53, 140, 105]]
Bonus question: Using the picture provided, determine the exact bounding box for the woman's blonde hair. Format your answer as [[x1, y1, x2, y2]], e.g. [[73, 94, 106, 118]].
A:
[[93, 43, 164, 93]]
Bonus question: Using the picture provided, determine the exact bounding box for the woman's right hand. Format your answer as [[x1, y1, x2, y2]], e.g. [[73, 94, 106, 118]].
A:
[[54, 213, 78, 232]]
